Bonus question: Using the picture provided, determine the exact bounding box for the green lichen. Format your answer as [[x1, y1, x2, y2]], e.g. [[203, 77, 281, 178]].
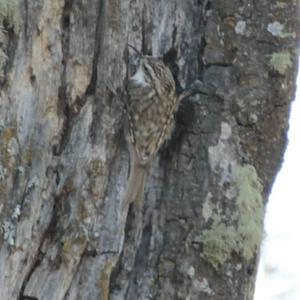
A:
[[234, 165, 264, 258], [278, 31, 296, 39], [201, 164, 264, 269], [267, 21, 296, 39], [201, 216, 237, 269], [269, 51, 292, 75]]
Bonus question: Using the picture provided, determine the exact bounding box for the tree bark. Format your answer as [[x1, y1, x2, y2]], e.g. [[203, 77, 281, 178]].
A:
[[0, 0, 298, 299]]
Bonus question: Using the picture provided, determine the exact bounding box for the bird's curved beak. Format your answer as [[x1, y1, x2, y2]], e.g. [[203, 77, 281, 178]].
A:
[[128, 44, 143, 58]]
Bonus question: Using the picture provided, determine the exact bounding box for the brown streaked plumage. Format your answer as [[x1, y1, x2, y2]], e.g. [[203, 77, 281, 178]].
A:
[[123, 54, 180, 208]]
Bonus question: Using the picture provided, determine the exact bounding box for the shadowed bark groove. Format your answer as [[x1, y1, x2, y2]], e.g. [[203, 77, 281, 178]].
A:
[[86, 0, 106, 96]]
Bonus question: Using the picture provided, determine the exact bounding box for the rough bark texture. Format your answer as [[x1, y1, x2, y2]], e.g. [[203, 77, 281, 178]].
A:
[[0, 0, 298, 299]]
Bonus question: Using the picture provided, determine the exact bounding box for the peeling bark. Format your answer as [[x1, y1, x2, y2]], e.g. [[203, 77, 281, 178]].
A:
[[0, 0, 298, 299]]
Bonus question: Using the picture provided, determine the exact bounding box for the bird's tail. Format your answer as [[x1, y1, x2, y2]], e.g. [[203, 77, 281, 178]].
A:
[[123, 150, 147, 209]]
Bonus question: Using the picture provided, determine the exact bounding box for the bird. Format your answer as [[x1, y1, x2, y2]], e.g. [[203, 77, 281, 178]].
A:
[[123, 45, 182, 208]]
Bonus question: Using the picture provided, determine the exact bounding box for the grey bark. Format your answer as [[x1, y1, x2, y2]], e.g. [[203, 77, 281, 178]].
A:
[[0, 0, 298, 300]]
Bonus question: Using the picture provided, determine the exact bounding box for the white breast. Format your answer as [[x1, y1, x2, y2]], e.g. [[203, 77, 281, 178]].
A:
[[131, 67, 147, 86]]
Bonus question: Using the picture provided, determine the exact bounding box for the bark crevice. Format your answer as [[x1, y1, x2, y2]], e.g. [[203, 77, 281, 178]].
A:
[[86, 0, 106, 96], [18, 193, 61, 300], [52, 0, 74, 156]]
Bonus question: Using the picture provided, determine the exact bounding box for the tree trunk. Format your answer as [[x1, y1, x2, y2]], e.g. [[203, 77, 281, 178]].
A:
[[0, 1, 298, 299]]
